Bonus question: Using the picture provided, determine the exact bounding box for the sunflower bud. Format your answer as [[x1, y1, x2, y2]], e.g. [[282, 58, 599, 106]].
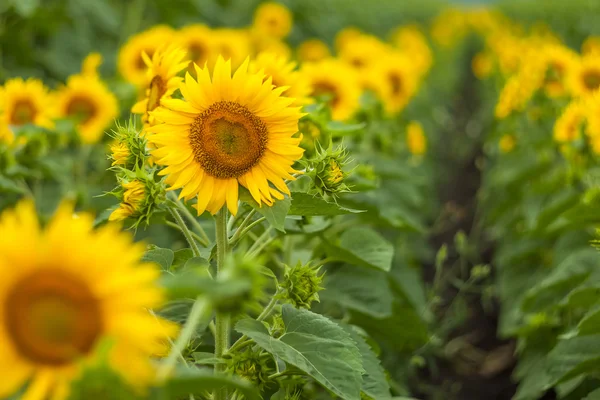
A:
[[279, 262, 324, 309], [108, 172, 166, 227], [108, 121, 148, 169], [225, 348, 274, 390], [304, 141, 352, 200]]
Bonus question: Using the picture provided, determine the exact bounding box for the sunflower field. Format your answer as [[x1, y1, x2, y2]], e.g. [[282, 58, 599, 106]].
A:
[[4, 0, 600, 399]]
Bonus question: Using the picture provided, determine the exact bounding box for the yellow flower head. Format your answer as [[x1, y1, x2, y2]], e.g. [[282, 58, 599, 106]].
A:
[[296, 39, 331, 63], [110, 141, 130, 166], [568, 54, 600, 98], [118, 25, 175, 86], [249, 52, 312, 106], [554, 100, 586, 143], [368, 51, 419, 115], [338, 34, 388, 72], [0, 200, 176, 400], [430, 8, 469, 48], [252, 2, 293, 39], [109, 180, 146, 222], [177, 24, 214, 69], [406, 121, 427, 156], [131, 46, 188, 128], [210, 28, 252, 69], [472, 51, 494, 79], [335, 27, 362, 52], [585, 91, 600, 137], [301, 58, 361, 121], [499, 134, 516, 153], [0, 78, 54, 137], [250, 32, 292, 60], [148, 56, 304, 216], [55, 54, 119, 144], [390, 25, 433, 76], [582, 36, 600, 56], [542, 44, 579, 98]]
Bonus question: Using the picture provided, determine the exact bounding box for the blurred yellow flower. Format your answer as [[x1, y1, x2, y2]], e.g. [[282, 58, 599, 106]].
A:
[[554, 100, 585, 143], [301, 58, 361, 121], [178, 24, 214, 69], [391, 25, 433, 76], [253, 2, 293, 39], [210, 28, 252, 69], [249, 52, 312, 106], [55, 54, 119, 144], [339, 34, 388, 72], [472, 51, 494, 79], [568, 54, 600, 98], [131, 46, 188, 128], [148, 57, 304, 216], [297, 39, 330, 63], [582, 36, 600, 55], [335, 27, 362, 52], [406, 121, 427, 156], [368, 52, 419, 114], [118, 25, 175, 86], [542, 44, 579, 98], [499, 134, 516, 153], [0, 200, 176, 400]]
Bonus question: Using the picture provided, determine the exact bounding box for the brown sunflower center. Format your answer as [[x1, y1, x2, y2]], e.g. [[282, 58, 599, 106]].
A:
[[389, 73, 402, 96], [11, 99, 37, 125], [312, 82, 340, 107], [190, 101, 268, 179], [147, 75, 167, 112], [583, 69, 600, 91], [66, 96, 96, 124], [4, 269, 102, 366], [188, 43, 207, 63]]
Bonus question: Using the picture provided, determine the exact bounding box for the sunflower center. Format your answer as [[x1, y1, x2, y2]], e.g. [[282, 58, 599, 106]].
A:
[[312, 82, 340, 107], [147, 75, 167, 112], [190, 101, 268, 179], [188, 43, 207, 63], [66, 96, 96, 124], [583, 70, 600, 91], [389, 73, 402, 96], [5, 269, 102, 366], [11, 100, 37, 125]]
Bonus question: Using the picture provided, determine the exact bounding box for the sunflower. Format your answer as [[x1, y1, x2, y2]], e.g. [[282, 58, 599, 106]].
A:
[[0, 200, 176, 400], [118, 25, 175, 86], [390, 25, 433, 76], [499, 134, 516, 153], [148, 57, 304, 216], [109, 180, 147, 222], [0, 78, 54, 142], [296, 39, 331, 63], [252, 2, 293, 39], [338, 34, 388, 72], [249, 52, 312, 106], [582, 36, 600, 56], [406, 121, 427, 156], [210, 29, 252, 69], [584, 91, 600, 137], [177, 24, 214, 69], [542, 44, 579, 98], [368, 52, 419, 114], [131, 46, 188, 128], [568, 54, 600, 98], [472, 51, 494, 79], [301, 58, 361, 121], [554, 100, 585, 143], [334, 27, 362, 52], [55, 54, 119, 144], [250, 31, 292, 60]]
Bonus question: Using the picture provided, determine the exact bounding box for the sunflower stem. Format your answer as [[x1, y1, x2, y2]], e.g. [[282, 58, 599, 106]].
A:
[[157, 297, 210, 381], [169, 192, 211, 246], [168, 206, 202, 258], [214, 207, 230, 400]]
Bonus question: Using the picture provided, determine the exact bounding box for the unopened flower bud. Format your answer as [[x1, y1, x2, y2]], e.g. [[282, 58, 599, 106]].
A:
[[279, 262, 324, 309]]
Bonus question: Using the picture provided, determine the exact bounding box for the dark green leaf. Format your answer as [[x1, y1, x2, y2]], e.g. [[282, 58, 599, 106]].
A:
[[547, 335, 600, 386], [289, 192, 363, 216], [325, 227, 394, 271], [171, 249, 194, 271], [161, 368, 260, 400]]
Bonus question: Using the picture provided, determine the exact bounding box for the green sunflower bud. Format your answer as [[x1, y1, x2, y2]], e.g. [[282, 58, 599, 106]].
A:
[[303, 141, 352, 200], [279, 262, 324, 309], [224, 348, 274, 390], [108, 120, 149, 170]]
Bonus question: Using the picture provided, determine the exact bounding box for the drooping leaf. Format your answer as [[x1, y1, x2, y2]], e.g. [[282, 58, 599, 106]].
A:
[[288, 192, 363, 216], [546, 335, 600, 386], [236, 305, 364, 400], [325, 227, 394, 271], [171, 248, 194, 271], [240, 187, 290, 232], [141, 247, 175, 271]]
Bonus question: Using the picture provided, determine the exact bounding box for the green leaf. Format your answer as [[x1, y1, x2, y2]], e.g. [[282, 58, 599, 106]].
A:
[[192, 352, 222, 366], [183, 256, 210, 271], [547, 335, 600, 386], [171, 249, 194, 271], [142, 247, 175, 271], [161, 368, 260, 400], [288, 192, 363, 216], [321, 266, 393, 318], [236, 305, 364, 400], [325, 227, 394, 271], [343, 325, 391, 400], [584, 388, 600, 400], [10, 0, 40, 17], [240, 187, 290, 232], [160, 270, 248, 303], [326, 121, 366, 135], [577, 306, 600, 335], [0, 175, 26, 194]]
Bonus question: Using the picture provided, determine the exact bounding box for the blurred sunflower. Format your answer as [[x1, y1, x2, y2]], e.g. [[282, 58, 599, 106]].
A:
[[472, 51, 494, 79], [585, 91, 600, 137], [0, 78, 54, 142], [338, 34, 388, 71], [210, 29, 251, 69], [250, 32, 292, 60], [118, 25, 175, 86], [582, 36, 600, 56], [334, 27, 362, 52], [499, 134, 516, 153], [0, 200, 176, 400], [301, 58, 361, 121], [368, 52, 418, 114], [390, 25, 433, 76], [542, 44, 579, 98], [406, 121, 427, 156], [55, 54, 119, 144], [554, 100, 585, 143], [296, 39, 331, 63], [568, 54, 600, 98], [252, 2, 292, 39], [131, 46, 188, 128], [148, 57, 304, 216], [249, 52, 311, 106], [177, 24, 214, 69]]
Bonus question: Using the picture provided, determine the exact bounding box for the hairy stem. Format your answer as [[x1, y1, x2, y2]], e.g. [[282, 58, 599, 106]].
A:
[[214, 208, 230, 400], [168, 206, 202, 258]]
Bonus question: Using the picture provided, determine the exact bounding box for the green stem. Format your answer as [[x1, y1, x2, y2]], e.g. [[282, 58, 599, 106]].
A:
[[229, 210, 263, 245], [248, 226, 274, 258], [168, 207, 202, 258], [169, 192, 211, 246], [214, 208, 230, 400], [157, 298, 210, 381], [165, 221, 206, 247]]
